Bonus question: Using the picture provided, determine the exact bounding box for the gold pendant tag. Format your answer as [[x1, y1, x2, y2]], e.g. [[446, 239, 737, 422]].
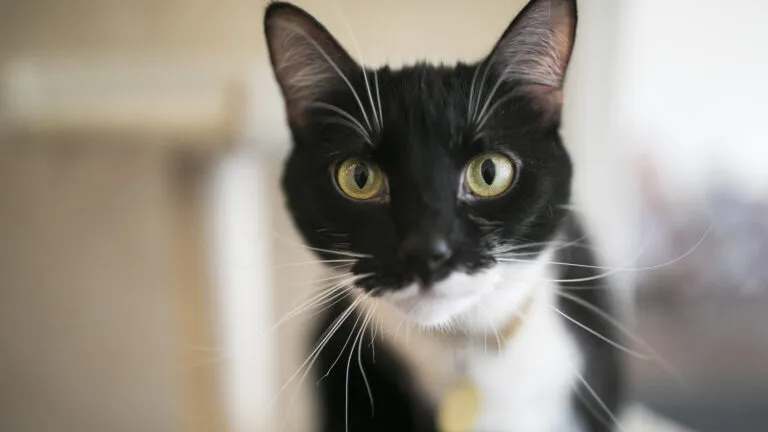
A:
[[437, 379, 482, 432]]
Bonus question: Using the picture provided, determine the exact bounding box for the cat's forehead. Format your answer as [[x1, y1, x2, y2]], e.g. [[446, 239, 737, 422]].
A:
[[381, 65, 474, 114], [371, 64, 478, 150]]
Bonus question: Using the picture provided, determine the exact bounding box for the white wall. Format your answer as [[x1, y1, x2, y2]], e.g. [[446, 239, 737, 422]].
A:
[[615, 0, 768, 203]]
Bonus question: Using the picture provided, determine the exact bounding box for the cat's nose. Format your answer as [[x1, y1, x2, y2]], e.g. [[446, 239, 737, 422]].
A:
[[398, 234, 453, 285]]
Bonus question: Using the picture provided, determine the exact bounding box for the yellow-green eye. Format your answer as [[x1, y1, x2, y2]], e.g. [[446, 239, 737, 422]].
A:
[[465, 152, 515, 197], [336, 157, 385, 200]]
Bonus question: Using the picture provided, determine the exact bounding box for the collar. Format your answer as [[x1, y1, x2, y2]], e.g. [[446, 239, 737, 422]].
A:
[[440, 292, 537, 352]]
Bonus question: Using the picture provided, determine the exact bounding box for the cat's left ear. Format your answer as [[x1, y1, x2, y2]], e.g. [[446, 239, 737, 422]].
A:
[[486, 0, 577, 114]]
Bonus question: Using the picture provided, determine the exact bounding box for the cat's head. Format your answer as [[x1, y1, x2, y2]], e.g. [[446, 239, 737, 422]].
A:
[[265, 0, 577, 328]]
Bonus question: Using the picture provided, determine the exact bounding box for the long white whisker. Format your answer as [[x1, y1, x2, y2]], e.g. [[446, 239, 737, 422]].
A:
[[184, 277, 361, 368], [476, 92, 518, 130], [556, 290, 686, 384], [472, 58, 494, 125], [277, 275, 368, 325], [572, 367, 628, 432], [321, 289, 380, 381], [279, 294, 362, 398], [187, 275, 351, 353], [322, 118, 371, 141], [344, 315, 364, 432], [275, 259, 357, 268], [475, 77, 506, 125], [491, 322, 503, 351], [334, 0, 380, 132], [310, 101, 372, 144], [278, 294, 366, 432], [374, 69, 383, 129], [272, 230, 372, 259], [370, 314, 381, 363], [542, 226, 710, 285], [467, 62, 482, 120], [550, 306, 655, 360], [273, 279, 353, 328], [491, 231, 591, 256], [352, 301, 377, 423], [514, 297, 626, 432]]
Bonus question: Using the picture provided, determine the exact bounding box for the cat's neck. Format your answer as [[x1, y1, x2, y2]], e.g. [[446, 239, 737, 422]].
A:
[[449, 250, 557, 338], [371, 262, 584, 431]]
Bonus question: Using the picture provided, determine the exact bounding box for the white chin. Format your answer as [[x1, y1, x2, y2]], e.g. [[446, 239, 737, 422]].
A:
[[382, 269, 502, 328], [380, 258, 552, 331]]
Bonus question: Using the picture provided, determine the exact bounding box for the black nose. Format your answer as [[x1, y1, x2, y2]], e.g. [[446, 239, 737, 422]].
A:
[[398, 234, 453, 286]]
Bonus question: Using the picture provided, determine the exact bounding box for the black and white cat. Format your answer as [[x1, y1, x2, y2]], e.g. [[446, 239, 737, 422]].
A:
[[265, 1, 634, 431]]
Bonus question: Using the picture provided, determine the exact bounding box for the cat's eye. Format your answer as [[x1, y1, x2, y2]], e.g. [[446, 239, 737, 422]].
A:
[[336, 157, 386, 201], [464, 152, 515, 198]]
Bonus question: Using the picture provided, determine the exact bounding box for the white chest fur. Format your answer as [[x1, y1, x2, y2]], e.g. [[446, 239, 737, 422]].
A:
[[465, 289, 583, 432], [371, 276, 585, 432]]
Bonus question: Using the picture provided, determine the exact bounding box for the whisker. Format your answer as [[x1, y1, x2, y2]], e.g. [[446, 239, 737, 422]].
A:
[[475, 77, 506, 125], [572, 366, 628, 432], [374, 69, 383, 129], [279, 293, 363, 394], [497, 257, 634, 272], [491, 232, 591, 256], [275, 259, 357, 268], [274, 275, 363, 329], [555, 290, 685, 384], [514, 298, 626, 432], [333, 0, 380, 132], [322, 302, 367, 382], [467, 61, 482, 120], [540, 225, 711, 285], [272, 230, 372, 259], [472, 57, 494, 125], [183, 275, 362, 367], [550, 306, 655, 360], [320, 289, 380, 382], [352, 301, 378, 422], [277, 293, 365, 431], [476, 92, 518, 130], [343, 315, 365, 432], [311, 102, 373, 144], [491, 323, 503, 351]]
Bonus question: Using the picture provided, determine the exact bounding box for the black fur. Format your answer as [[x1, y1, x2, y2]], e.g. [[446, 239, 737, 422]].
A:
[[265, 0, 624, 430], [311, 219, 625, 432]]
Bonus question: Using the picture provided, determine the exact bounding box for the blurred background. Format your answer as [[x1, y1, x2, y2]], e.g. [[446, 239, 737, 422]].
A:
[[1, 0, 766, 431]]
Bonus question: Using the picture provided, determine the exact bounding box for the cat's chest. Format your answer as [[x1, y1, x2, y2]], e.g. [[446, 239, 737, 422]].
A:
[[377, 292, 585, 432], [463, 308, 584, 432]]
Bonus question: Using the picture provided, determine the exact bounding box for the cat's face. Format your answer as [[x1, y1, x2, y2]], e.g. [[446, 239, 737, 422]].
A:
[[266, 0, 577, 327]]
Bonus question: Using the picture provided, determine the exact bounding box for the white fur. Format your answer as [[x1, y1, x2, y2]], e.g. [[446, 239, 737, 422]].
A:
[[371, 253, 585, 431], [467, 283, 583, 432], [353, 252, 691, 432]]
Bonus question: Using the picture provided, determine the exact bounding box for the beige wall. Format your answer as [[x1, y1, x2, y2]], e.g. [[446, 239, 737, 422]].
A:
[[0, 143, 178, 431], [0, 0, 524, 63]]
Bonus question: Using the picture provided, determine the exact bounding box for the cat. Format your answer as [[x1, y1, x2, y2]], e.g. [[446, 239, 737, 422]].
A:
[[264, 0, 627, 431]]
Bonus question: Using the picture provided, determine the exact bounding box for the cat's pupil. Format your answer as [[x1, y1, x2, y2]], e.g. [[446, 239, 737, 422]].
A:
[[481, 159, 496, 185], [353, 164, 369, 189]]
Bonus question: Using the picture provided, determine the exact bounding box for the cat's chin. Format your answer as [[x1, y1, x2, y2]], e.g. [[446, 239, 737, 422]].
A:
[[381, 269, 504, 329], [379, 257, 553, 331]]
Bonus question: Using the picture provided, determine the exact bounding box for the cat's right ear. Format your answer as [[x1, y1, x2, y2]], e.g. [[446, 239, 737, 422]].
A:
[[264, 2, 359, 126]]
